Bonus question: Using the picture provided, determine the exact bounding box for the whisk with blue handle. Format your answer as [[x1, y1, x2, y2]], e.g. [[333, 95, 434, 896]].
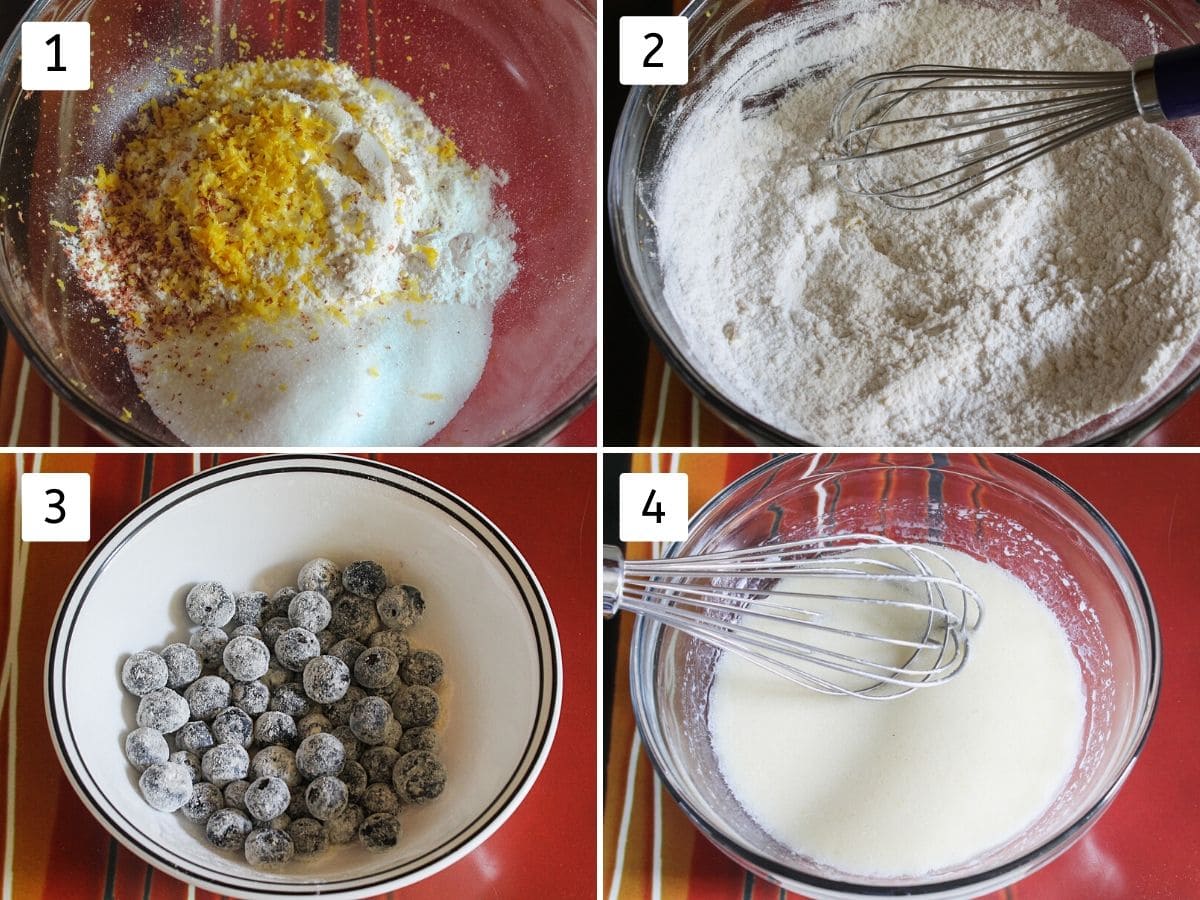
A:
[[816, 43, 1200, 209]]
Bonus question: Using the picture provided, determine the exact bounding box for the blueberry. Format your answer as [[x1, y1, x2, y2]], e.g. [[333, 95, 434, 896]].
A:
[[392, 750, 446, 804], [124, 727, 169, 771], [305, 775, 348, 821], [358, 812, 400, 852], [245, 776, 291, 822], [244, 828, 294, 867], [139, 761, 193, 811], [185, 581, 235, 627], [342, 561, 387, 600], [206, 808, 252, 850], [223, 636, 270, 681], [288, 591, 332, 633], [136, 688, 189, 734], [121, 650, 168, 696], [376, 585, 423, 631], [302, 655, 350, 704]]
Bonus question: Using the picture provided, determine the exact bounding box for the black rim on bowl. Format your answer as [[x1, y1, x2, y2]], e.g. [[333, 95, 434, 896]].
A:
[[45, 454, 562, 896], [606, 0, 1200, 448], [0, 0, 596, 448], [627, 453, 1161, 897]]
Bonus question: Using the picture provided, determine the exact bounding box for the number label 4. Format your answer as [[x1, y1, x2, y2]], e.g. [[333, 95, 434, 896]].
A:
[[642, 488, 666, 523], [619, 472, 689, 542]]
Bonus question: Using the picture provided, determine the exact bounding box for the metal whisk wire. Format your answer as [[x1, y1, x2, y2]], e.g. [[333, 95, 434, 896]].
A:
[[825, 66, 1138, 209], [818, 44, 1200, 209], [603, 535, 984, 700]]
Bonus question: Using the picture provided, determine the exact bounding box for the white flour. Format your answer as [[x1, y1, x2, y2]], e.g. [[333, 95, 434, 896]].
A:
[[653, 0, 1200, 445]]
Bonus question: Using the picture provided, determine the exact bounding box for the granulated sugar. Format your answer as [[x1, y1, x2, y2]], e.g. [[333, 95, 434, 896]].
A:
[[653, 0, 1200, 445]]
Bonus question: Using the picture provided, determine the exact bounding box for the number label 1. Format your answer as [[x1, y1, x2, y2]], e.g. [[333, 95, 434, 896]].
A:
[[618, 16, 689, 86], [45, 34, 67, 72], [21, 22, 91, 91], [21, 473, 91, 542], [619, 472, 689, 543]]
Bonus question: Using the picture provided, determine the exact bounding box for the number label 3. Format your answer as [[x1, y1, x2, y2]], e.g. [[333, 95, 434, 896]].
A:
[[618, 16, 689, 86], [619, 473, 689, 542], [21, 473, 91, 542]]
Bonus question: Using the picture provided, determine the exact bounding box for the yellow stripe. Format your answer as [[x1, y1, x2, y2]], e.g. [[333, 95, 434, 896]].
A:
[[6, 360, 29, 448], [49, 396, 60, 448], [606, 730, 643, 900], [651, 367, 671, 448], [651, 774, 663, 900], [2, 453, 37, 900]]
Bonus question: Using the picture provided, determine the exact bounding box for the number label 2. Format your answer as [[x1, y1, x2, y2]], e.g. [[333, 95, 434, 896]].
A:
[[619, 16, 688, 86], [643, 33, 665, 68]]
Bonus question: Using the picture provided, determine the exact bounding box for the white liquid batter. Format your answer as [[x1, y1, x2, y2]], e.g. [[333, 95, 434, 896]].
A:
[[707, 546, 1085, 877]]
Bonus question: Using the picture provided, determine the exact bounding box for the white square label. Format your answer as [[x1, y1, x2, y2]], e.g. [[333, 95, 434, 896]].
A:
[[619, 472, 689, 543], [619, 16, 688, 86], [21, 473, 90, 542], [22, 22, 91, 91]]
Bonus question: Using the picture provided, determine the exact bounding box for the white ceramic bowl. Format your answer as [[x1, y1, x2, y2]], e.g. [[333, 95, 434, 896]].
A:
[[45, 455, 561, 898]]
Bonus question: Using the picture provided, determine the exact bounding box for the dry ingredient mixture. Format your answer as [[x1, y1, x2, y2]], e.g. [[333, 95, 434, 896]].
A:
[[653, 0, 1200, 445], [123, 558, 447, 866], [66, 58, 517, 446]]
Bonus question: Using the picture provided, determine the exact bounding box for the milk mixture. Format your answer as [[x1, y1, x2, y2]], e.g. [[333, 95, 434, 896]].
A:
[[707, 546, 1085, 877], [66, 59, 517, 445]]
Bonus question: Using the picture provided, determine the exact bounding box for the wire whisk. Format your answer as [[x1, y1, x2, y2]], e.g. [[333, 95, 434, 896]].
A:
[[817, 44, 1200, 209], [603, 535, 984, 700]]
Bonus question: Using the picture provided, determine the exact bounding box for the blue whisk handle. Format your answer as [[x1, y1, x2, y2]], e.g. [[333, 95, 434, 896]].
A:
[[1154, 43, 1200, 121]]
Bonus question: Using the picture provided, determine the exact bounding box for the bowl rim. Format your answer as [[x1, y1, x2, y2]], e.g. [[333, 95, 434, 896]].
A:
[[606, 0, 1200, 448], [627, 452, 1162, 897], [0, 0, 597, 448], [43, 453, 563, 899]]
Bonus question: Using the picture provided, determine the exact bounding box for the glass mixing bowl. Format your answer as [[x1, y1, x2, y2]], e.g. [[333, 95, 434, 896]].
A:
[[629, 454, 1160, 898], [609, 0, 1200, 446], [0, 0, 595, 446]]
